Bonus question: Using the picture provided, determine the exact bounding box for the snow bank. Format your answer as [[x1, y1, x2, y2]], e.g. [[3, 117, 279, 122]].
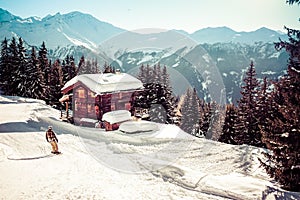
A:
[[151, 124, 195, 139], [119, 120, 159, 134], [0, 95, 59, 125], [102, 110, 131, 124]]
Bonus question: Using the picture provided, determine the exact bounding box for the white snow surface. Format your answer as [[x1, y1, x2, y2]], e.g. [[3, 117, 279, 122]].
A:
[[0, 95, 299, 200], [119, 121, 159, 134]]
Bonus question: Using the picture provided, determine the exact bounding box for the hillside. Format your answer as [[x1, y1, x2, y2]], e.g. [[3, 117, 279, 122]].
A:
[[1, 95, 299, 199]]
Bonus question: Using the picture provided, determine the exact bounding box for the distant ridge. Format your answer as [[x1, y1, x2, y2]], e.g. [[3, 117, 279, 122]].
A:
[[0, 8, 125, 50], [190, 26, 287, 44], [0, 8, 288, 50]]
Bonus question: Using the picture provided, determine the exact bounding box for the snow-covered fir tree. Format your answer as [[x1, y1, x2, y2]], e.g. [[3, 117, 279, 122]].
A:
[[46, 59, 63, 107], [0, 38, 9, 94], [103, 62, 115, 73], [26, 46, 46, 100], [198, 99, 212, 137], [256, 77, 273, 132], [7, 37, 19, 96], [218, 104, 238, 144], [61, 55, 77, 85], [38, 42, 50, 84], [259, 17, 300, 191], [180, 88, 200, 135], [77, 56, 99, 74], [15, 37, 28, 97], [235, 61, 264, 147], [77, 55, 85, 74], [134, 64, 177, 124], [208, 102, 225, 141]]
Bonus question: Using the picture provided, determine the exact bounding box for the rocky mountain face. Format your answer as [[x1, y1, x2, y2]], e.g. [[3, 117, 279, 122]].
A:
[[0, 8, 289, 103], [107, 42, 288, 103]]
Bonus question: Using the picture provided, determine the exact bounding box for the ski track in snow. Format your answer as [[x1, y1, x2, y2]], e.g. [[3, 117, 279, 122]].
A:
[[0, 95, 300, 200]]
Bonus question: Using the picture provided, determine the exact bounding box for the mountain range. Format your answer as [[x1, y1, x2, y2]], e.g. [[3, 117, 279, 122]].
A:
[[0, 8, 288, 49], [0, 8, 290, 103]]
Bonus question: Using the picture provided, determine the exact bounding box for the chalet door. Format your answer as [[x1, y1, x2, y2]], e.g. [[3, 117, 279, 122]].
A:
[[101, 94, 112, 113]]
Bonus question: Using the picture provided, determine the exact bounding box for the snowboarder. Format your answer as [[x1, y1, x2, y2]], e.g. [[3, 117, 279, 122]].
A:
[[46, 126, 60, 154]]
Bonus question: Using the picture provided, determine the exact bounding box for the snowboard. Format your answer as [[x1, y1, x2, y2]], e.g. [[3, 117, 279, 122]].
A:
[[51, 151, 62, 155]]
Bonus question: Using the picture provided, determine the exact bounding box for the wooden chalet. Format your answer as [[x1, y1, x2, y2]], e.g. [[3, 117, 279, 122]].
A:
[[60, 72, 143, 126]]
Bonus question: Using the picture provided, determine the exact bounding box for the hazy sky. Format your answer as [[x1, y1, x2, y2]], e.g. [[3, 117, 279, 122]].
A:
[[0, 0, 299, 33]]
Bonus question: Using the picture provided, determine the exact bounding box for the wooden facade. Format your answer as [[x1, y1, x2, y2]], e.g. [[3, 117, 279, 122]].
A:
[[60, 73, 143, 127], [73, 84, 97, 125], [94, 92, 133, 120]]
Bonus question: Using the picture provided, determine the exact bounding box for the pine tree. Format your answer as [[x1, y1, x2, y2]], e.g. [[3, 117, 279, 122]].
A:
[[152, 64, 161, 83], [26, 46, 46, 99], [0, 38, 9, 94], [7, 37, 19, 96], [15, 37, 28, 97], [37, 42, 50, 102], [86, 60, 92, 74], [257, 77, 273, 132], [77, 55, 86, 74], [137, 64, 146, 83], [260, 74, 300, 191], [62, 55, 70, 85], [145, 64, 152, 83], [218, 104, 238, 144], [134, 64, 177, 124], [69, 55, 77, 78], [180, 88, 192, 133], [209, 102, 225, 141], [92, 58, 99, 73], [259, 15, 300, 191], [198, 100, 212, 137], [38, 42, 49, 83], [103, 62, 115, 73], [162, 65, 171, 91], [47, 59, 63, 107], [236, 61, 263, 147], [180, 88, 200, 135]]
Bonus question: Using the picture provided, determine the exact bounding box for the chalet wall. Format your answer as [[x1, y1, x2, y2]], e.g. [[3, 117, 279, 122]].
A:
[[71, 82, 139, 125], [95, 91, 134, 121], [73, 84, 97, 124]]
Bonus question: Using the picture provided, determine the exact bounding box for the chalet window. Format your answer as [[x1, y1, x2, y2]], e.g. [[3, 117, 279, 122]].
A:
[[78, 88, 86, 98], [89, 91, 95, 98], [87, 103, 93, 113], [95, 95, 101, 103], [75, 101, 79, 111], [111, 103, 115, 111]]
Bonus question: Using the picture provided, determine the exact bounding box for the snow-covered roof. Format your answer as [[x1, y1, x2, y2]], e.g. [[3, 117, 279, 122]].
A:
[[61, 73, 143, 94]]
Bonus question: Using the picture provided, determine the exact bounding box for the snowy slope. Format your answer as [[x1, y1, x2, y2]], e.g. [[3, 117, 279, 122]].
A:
[[0, 8, 125, 50], [0, 95, 299, 199]]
